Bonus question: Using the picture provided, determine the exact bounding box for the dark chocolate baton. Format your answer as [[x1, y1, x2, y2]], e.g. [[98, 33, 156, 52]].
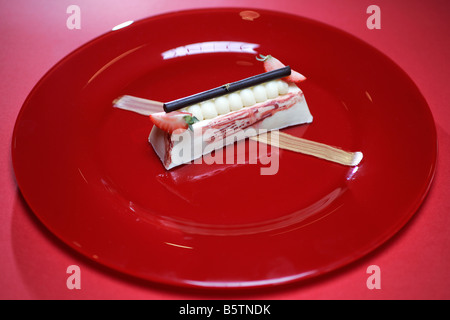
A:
[[163, 66, 291, 113]]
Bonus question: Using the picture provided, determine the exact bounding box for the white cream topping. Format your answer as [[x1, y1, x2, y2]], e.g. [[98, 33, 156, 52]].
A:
[[228, 92, 244, 111], [187, 104, 203, 121], [240, 88, 256, 107], [277, 80, 289, 95], [252, 85, 268, 103], [182, 80, 290, 121], [214, 96, 231, 115], [265, 81, 279, 99], [200, 101, 218, 119]]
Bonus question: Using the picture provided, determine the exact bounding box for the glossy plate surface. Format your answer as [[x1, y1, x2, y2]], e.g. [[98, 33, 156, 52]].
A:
[[12, 8, 437, 288]]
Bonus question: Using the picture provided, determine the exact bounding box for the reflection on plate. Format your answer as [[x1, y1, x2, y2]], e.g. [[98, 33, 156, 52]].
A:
[[12, 8, 436, 288]]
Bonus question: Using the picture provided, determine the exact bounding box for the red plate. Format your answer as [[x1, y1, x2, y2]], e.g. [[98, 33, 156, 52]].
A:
[[12, 8, 437, 288]]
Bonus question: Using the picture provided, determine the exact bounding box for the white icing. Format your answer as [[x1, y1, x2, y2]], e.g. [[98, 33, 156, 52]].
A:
[[187, 104, 203, 121], [240, 88, 256, 107], [200, 101, 218, 119], [228, 92, 244, 111], [252, 85, 268, 103], [214, 96, 230, 115], [276, 80, 289, 95], [265, 81, 279, 99]]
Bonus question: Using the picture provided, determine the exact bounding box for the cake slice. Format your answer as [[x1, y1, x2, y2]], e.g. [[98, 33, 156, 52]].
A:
[[114, 56, 364, 169], [149, 79, 313, 170]]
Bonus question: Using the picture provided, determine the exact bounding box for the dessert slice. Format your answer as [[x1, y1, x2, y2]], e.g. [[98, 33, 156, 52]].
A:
[[149, 74, 313, 170], [114, 56, 363, 168]]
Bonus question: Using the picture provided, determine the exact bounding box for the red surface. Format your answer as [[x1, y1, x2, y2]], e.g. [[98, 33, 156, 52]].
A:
[[2, 0, 449, 299], [10, 8, 437, 289]]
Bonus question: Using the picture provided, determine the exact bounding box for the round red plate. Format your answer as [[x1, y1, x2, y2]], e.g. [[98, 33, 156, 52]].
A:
[[12, 8, 437, 288]]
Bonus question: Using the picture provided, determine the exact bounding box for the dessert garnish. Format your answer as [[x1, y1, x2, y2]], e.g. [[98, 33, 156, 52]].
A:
[[113, 55, 363, 169]]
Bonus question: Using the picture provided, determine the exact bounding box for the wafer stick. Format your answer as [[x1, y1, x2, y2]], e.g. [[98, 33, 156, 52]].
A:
[[251, 131, 363, 166]]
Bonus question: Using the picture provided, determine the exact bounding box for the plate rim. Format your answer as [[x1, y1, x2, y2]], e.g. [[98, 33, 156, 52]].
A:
[[11, 7, 438, 289]]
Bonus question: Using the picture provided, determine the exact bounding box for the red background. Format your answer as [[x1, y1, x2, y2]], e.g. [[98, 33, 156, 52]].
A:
[[1, 0, 449, 299]]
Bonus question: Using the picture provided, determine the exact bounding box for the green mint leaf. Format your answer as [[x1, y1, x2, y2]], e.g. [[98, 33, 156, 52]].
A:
[[184, 115, 199, 131]]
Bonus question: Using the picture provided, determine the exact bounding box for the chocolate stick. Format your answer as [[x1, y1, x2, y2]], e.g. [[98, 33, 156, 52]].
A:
[[163, 66, 291, 113]]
